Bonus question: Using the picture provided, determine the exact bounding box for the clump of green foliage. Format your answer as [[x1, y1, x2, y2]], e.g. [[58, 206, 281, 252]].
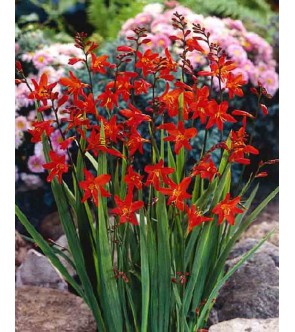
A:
[[179, 0, 275, 41], [87, 0, 155, 40]]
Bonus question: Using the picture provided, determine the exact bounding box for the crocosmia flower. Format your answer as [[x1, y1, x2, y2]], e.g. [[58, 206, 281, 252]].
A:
[[212, 193, 244, 225]]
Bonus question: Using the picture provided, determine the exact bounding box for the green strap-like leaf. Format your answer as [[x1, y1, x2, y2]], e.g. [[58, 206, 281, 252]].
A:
[[195, 229, 275, 330]]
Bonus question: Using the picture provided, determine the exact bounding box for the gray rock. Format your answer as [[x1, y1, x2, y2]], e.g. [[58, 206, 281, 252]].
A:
[[228, 238, 279, 267], [15, 231, 31, 269], [15, 286, 97, 332], [212, 239, 279, 323], [241, 220, 279, 247], [54, 234, 76, 277], [208, 318, 279, 332], [15, 249, 68, 290], [39, 211, 64, 241]]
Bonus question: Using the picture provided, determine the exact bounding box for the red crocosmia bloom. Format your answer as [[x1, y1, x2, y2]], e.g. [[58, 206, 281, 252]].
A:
[[158, 48, 178, 80], [229, 128, 259, 164], [133, 78, 151, 95], [111, 191, 144, 226], [101, 115, 123, 144], [124, 166, 144, 190], [206, 100, 237, 131], [124, 129, 150, 156], [120, 104, 151, 128], [43, 151, 68, 184], [28, 120, 54, 143], [225, 72, 246, 99], [159, 83, 182, 117], [117, 45, 134, 53], [59, 136, 75, 150], [158, 121, 197, 154], [191, 156, 219, 182], [59, 71, 88, 96], [186, 38, 205, 53], [158, 177, 192, 211], [96, 82, 119, 110], [116, 72, 138, 101], [144, 159, 174, 190], [135, 49, 159, 76], [255, 172, 268, 178], [57, 94, 69, 108], [28, 73, 57, 106], [90, 54, 111, 74], [79, 169, 111, 207], [73, 92, 97, 115], [190, 86, 210, 124], [68, 57, 85, 65], [198, 55, 237, 82], [212, 193, 244, 225], [186, 205, 213, 233], [86, 129, 124, 158], [61, 107, 90, 133], [259, 103, 268, 116], [232, 109, 255, 128]]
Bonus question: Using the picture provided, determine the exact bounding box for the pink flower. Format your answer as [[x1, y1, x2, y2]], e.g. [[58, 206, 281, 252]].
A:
[[15, 116, 29, 132], [259, 69, 279, 96], [27, 155, 46, 173], [133, 12, 153, 26], [32, 50, 53, 69], [151, 34, 171, 49], [227, 44, 248, 63], [20, 173, 43, 188], [50, 130, 68, 156]]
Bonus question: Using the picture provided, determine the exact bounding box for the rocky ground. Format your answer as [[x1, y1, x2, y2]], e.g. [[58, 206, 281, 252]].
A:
[[15, 200, 279, 331]]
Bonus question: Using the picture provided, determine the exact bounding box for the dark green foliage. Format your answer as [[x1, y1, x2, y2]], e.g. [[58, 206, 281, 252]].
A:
[[179, 0, 274, 41], [87, 0, 152, 40]]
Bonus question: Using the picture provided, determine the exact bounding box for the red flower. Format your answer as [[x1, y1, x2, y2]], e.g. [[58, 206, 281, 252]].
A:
[[120, 104, 151, 128], [28, 73, 57, 106], [225, 72, 246, 99], [124, 166, 144, 190], [28, 120, 54, 143], [79, 169, 111, 206], [133, 78, 151, 95], [191, 156, 219, 182], [124, 129, 150, 156], [135, 49, 159, 76], [90, 54, 112, 74], [232, 109, 255, 128], [158, 121, 197, 154], [116, 72, 137, 101], [97, 82, 119, 110], [59, 71, 88, 96], [190, 86, 210, 124], [43, 151, 68, 184], [101, 115, 123, 144], [186, 37, 205, 53], [158, 177, 192, 211], [206, 100, 237, 131], [259, 103, 268, 116], [86, 129, 124, 158], [186, 205, 213, 233], [144, 159, 174, 189], [212, 193, 244, 225], [159, 84, 182, 117], [198, 55, 237, 82], [61, 107, 90, 133], [229, 128, 259, 165], [111, 191, 144, 225], [73, 92, 97, 115], [59, 136, 75, 150]]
